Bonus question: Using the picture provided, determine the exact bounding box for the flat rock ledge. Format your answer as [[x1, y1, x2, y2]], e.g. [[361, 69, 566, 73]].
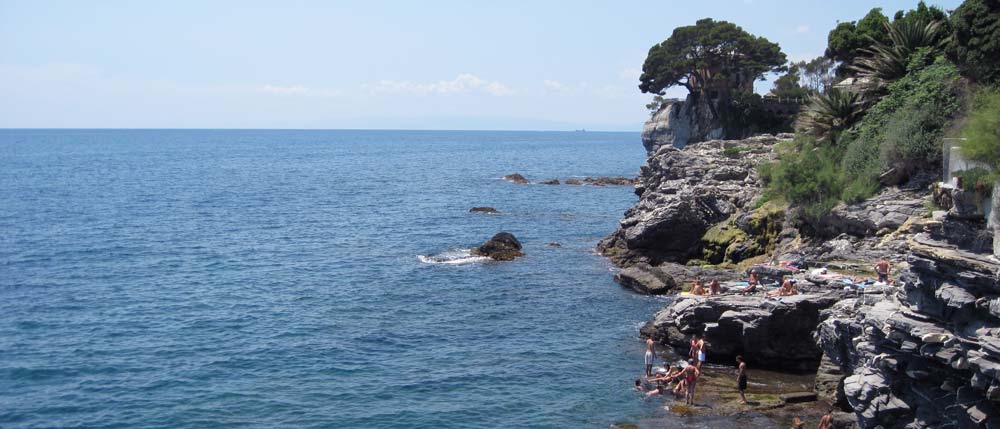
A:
[[641, 293, 839, 372]]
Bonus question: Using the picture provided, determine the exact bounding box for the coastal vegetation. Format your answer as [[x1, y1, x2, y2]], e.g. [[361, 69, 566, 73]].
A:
[[639, 18, 786, 96], [639, 18, 791, 136], [756, 0, 1000, 224]]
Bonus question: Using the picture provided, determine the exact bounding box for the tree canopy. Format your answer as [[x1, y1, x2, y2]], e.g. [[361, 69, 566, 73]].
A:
[[825, 2, 948, 76], [826, 8, 891, 74], [950, 0, 1000, 84], [639, 18, 787, 95], [772, 65, 809, 98]]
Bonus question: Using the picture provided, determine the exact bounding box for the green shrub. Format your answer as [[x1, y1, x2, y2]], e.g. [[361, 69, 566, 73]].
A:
[[961, 89, 1000, 170], [841, 135, 881, 180], [842, 175, 880, 203], [954, 168, 995, 195], [764, 137, 844, 220], [879, 105, 944, 170], [723, 146, 752, 157]]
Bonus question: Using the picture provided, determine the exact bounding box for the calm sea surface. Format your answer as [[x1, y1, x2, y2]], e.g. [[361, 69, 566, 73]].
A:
[[0, 129, 677, 428]]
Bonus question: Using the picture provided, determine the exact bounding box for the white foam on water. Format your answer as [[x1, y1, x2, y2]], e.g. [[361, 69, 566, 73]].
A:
[[417, 249, 490, 265]]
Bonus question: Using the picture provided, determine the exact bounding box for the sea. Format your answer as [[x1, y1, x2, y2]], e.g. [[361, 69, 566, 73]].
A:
[[0, 129, 679, 428]]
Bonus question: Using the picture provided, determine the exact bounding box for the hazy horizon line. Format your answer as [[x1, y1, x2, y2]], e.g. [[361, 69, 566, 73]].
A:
[[0, 127, 642, 133]]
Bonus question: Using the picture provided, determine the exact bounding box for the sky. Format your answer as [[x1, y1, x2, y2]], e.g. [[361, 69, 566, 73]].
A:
[[0, 0, 966, 131]]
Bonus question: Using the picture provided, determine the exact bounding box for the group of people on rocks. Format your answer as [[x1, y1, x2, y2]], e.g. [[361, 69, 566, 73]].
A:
[[638, 336, 839, 428], [686, 272, 799, 297], [687, 278, 721, 296], [636, 334, 747, 406]]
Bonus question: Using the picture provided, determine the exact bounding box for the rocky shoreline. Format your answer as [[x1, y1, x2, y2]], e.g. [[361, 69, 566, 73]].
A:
[[601, 129, 1000, 428]]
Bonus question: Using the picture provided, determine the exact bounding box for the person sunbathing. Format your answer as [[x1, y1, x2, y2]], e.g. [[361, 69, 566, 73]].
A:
[[738, 271, 760, 295], [690, 279, 708, 296], [768, 278, 798, 297], [709, 279, 721, 295]]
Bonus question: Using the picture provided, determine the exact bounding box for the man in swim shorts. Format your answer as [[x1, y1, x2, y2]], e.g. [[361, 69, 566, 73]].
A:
[[874, 258, 891, 283], [736, 355, 748, 404], [695, 335, 706, 369], [644, 337, 656, 377]]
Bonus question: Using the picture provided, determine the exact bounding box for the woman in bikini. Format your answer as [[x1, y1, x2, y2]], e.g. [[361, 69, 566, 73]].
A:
[[682, 359, 700, 405]]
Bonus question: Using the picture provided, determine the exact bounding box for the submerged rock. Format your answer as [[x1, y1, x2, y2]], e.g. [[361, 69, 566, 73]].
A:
[[564, 179, 582, 185], [471, 232, 523, 261], [583, 176, 635, 186], [469, 207, 500, 214], [502, 173, 529, 184], [540, 179, 560, 185]]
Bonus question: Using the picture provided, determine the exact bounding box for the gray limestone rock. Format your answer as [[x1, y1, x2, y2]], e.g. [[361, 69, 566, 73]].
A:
[[643, 293, 839, 371], [613, 263, 678, 295], [641, 94, 724, 153], [598, 134, 787, 267]]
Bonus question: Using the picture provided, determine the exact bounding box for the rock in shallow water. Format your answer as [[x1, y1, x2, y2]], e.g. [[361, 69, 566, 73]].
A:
[[502, 173, 529, 184], [471, 232, 523, 261], [614, 263, 677, 295], [469, 206, 500, 214]]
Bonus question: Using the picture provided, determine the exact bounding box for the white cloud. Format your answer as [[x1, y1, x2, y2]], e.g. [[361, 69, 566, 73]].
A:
[[368, 73, 513, 96], [795, 25, 810, 34]]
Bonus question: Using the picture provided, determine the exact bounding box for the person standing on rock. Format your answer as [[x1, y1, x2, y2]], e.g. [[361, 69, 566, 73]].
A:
[[695, 336, 706, 369], [644, 337, 656, 377], [688, 335, 699, 362], [736, 355, 748, 405], [874, 258, 891, 283], [681, 359, 700, 405]]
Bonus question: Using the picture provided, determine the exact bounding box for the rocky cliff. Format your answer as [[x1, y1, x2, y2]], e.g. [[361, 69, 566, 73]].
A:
[[815, 227, 1000, 428], [598, 134, 790, 268], [642, 93, 725, 152]]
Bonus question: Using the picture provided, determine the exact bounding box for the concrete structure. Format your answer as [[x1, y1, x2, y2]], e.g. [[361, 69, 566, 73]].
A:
[[994, 180, 1000, 258]]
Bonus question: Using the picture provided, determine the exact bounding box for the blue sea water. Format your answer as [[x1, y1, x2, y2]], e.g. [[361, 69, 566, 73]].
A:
[[0, 129, 671, 428]]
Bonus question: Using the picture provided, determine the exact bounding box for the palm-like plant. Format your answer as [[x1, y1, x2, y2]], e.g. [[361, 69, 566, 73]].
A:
[[850, 19, 949, 91], [795, 88, 865, 141]]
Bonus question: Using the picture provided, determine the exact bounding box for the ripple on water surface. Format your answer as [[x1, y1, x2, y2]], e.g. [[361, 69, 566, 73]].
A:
[[0, 129, 669, 429]]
